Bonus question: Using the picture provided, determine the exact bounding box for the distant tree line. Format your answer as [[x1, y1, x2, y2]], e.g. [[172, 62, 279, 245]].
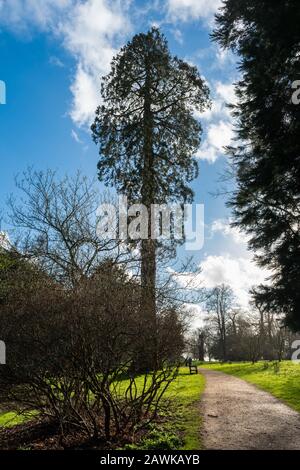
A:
[[188, 284, 298, 363]]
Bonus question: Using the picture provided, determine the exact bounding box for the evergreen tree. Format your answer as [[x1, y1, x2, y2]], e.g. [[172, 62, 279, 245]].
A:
[[213, 1, 300, 330], [92, 27, 210, 363]]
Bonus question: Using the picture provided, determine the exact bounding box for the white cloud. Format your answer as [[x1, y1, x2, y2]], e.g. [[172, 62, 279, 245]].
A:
[[199, 254, 268, 308], [167, 0, 222, 22], [195, 80, 237, 163], [208, 120, 234, 149], [60, 0, 131, 126], [196, 120, 234, 163], [171, 217, 270, 310], [0, 0, 131, 127], [211, 218, 249, 245], [69, 64, 101, 127], [0, 0, 73, 32], [199, 81, 236, 121], [215, 81, 237, 106], [173, 254, 269, 309]]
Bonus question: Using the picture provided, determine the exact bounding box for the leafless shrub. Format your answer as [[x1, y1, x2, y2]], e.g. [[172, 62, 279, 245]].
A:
[[0, 257, 182, 444]]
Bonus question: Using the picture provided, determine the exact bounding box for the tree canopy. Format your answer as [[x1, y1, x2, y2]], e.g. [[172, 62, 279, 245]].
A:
[[92, 27, 210, 206]]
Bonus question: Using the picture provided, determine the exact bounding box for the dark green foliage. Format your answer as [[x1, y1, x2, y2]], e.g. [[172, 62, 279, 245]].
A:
[[92, 27, 210, 206], [213, 1, 300, 330]]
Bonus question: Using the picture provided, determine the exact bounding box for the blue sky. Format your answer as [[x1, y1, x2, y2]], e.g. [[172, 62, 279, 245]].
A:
[[0, 0, 268, 312]]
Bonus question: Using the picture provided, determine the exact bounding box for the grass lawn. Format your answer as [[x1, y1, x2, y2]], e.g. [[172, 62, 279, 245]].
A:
[[202, 361, 300, 413], [164, 367, 205, 450], [124, 367, 205, 450]]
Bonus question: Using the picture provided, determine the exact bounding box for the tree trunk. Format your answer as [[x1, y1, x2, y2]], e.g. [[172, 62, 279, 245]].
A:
[[138, 57, 157, 370], [217, 291, 227, 362], [140, 238, 157, 368], [198, 332, 205, 361]]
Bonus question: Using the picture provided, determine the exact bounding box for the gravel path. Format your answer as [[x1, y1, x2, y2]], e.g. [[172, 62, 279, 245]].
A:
[[199, 368, 300, 450]]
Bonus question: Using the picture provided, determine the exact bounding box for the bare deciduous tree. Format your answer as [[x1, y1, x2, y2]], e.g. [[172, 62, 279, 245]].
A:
[[7, 168, 131, 287]]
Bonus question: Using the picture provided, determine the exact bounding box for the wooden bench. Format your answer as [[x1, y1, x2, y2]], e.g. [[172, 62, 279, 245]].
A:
[[189, 365, 198, 375]]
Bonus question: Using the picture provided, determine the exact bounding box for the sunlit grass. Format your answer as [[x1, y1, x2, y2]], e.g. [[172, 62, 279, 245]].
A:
[[166, 367, 205, 450], [0, 410, 37, 428], [124, 367, 205, 450]]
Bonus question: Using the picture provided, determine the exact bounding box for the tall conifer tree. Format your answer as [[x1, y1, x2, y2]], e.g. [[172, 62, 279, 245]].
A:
[[92, 28, 210, 364]]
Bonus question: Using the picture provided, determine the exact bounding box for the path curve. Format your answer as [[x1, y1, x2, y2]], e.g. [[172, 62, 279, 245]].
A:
[[199, 368, 300, 450]]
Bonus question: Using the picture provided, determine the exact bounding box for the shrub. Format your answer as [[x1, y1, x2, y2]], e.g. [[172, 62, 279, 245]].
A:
[[0, 263, 182, 444]]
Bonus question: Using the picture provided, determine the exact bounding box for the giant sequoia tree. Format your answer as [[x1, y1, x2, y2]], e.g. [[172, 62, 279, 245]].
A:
[[213, 1, 300, 330], [92, 28, 210, 359]]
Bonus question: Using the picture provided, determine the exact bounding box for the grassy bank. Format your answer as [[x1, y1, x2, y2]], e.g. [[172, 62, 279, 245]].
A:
[[202, 361, 300, 413]]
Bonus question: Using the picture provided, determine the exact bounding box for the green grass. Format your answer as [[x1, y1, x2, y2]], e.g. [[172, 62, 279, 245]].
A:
[[123, 367, 205, 450], [202, 361, 300, 413], [165, 367, 205, 450], [0, 410, 36, 428]]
